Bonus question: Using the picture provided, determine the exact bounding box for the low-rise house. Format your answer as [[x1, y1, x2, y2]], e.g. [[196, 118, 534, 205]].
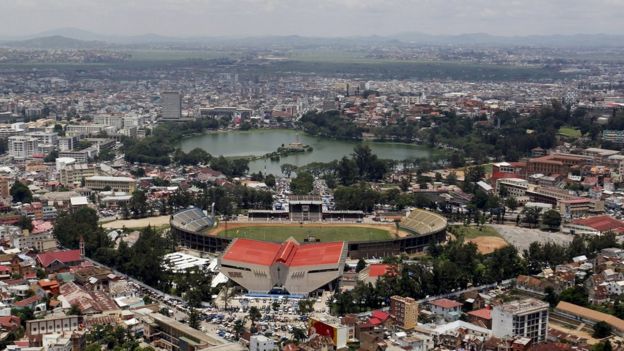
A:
[[428, 298, 463, 321], [36, 250, 83, 273]]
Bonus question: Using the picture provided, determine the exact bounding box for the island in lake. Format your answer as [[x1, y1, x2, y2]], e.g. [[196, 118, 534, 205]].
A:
[[269, 135, 313, 161]]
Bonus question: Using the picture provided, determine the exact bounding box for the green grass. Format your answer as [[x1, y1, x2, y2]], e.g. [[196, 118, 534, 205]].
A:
[[558, 126, 582, 138], [451, 225, 501, 239], [219, 226, 392, 242]]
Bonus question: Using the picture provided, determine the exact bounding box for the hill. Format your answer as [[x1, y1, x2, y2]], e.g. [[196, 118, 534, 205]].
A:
[[1, 35, 109, 49]]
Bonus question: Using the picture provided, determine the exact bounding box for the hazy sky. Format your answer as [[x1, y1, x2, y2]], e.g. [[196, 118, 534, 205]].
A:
[[3, 0, 624, 37]]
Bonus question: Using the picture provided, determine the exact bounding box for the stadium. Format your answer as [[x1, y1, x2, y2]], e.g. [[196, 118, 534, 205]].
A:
[[170, 207, 447, 259], [171, 207, 446, 295]]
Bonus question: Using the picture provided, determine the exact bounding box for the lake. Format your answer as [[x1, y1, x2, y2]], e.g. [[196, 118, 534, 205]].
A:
[[180, 129, 432, 174]]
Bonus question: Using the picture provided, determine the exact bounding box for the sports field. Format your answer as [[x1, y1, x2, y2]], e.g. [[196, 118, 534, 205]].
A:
[[218, 225, 393, 242], [558, 126, 582, 138], [450, 225, 509, 254]]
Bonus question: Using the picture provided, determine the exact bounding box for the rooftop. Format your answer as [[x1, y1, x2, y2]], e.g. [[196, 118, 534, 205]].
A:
[[86, 176, 135, 182], [36, 249, 82, 268], [556, 301, 624, 332], [221, 238, 345, 267], [467, 308, 492, 320], [572, 215, 624, 233], [429, 298, 463, 309], [495, 298, 548, 314]]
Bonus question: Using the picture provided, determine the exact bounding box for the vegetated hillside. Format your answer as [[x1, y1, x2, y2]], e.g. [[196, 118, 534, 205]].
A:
[[2, 35, 110, 49]]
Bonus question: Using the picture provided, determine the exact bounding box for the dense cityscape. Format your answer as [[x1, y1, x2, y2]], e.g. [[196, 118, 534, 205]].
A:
[[1, 2, 624, 351]]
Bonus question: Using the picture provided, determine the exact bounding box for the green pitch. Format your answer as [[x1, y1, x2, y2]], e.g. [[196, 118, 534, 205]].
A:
[[219, 225, 392, 242]]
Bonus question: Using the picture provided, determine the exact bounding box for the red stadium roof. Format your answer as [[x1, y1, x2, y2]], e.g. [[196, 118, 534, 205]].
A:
[[222, 238, 344, 267]]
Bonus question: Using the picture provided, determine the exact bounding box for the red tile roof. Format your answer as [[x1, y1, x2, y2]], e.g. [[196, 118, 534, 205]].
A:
[[371, 310, 390, 321], [0, 316, 20, 330], [572, 215, 624, 233], [221, 239, 344, 267], [430, 298, 463, 309], [467, 308, 492, 320], [13, 295, 41, 308], [368, 264, 395, 278], [36, 249, 82, 268]]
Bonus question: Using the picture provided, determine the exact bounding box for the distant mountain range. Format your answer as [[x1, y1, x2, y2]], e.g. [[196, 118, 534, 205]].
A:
[[1, 35, 109, 49], [1, 27, 623, 49]]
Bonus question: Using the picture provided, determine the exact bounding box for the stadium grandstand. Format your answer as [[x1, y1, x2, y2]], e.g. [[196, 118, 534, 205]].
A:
[[399, 209, 447, 236], [170, 207, 447, 259], [248, 195, 364, 222], [170, 207, 215, 233], [219, 238, 347, 296]]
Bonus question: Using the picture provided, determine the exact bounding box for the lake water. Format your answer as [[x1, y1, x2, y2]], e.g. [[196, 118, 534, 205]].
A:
[[180, 129, 432, 174]]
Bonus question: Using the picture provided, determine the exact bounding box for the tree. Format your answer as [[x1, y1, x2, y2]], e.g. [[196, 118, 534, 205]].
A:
[[464, 165, 486, 183], [559, 286, 588, 306], [544, 287, 559, 307], [220, 282, 234, 310], [542, 209, 562, 230], [98, 148, 115, 161], [355, 258, 366, 273], [337, 156, 358, 186], [291, 327, 307, 343], [248, 306, 262, 326], [264, 174, 276, 188], [399, 177, 411, 192], [53, 124, 64, 135], [593, 340, 613, 351], [129, 190, 148, 218], [67, 304, 82, 316], [505, 197, 518, 212], [593, 321, 613, 338], [17, 216, 33, 232], [298, 299, 315, 315], [522, 207, 542, 228], [10, 181, 32, 203], [188, 308, 201, 330], [53, 207, 112, 257], [44, 150, 59, 162], [233, 319, 245, 339], [290, 172, 314, 195], [281, 164, 297, 178]]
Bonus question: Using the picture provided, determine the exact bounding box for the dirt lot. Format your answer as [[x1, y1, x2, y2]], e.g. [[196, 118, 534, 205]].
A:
[[490, 224, 573, 253], [102, 215, 171, 229], [207, 221, 410, 238], [467, 236, 509, 254]]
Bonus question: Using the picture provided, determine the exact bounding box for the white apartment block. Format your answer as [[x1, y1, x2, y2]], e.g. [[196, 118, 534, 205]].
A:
[[26, 131, 58, 146], [8, 136, 38, 160], [492, 298, 549, 342], [94, 115, 124, 130], [249, 335, 275, 351]]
